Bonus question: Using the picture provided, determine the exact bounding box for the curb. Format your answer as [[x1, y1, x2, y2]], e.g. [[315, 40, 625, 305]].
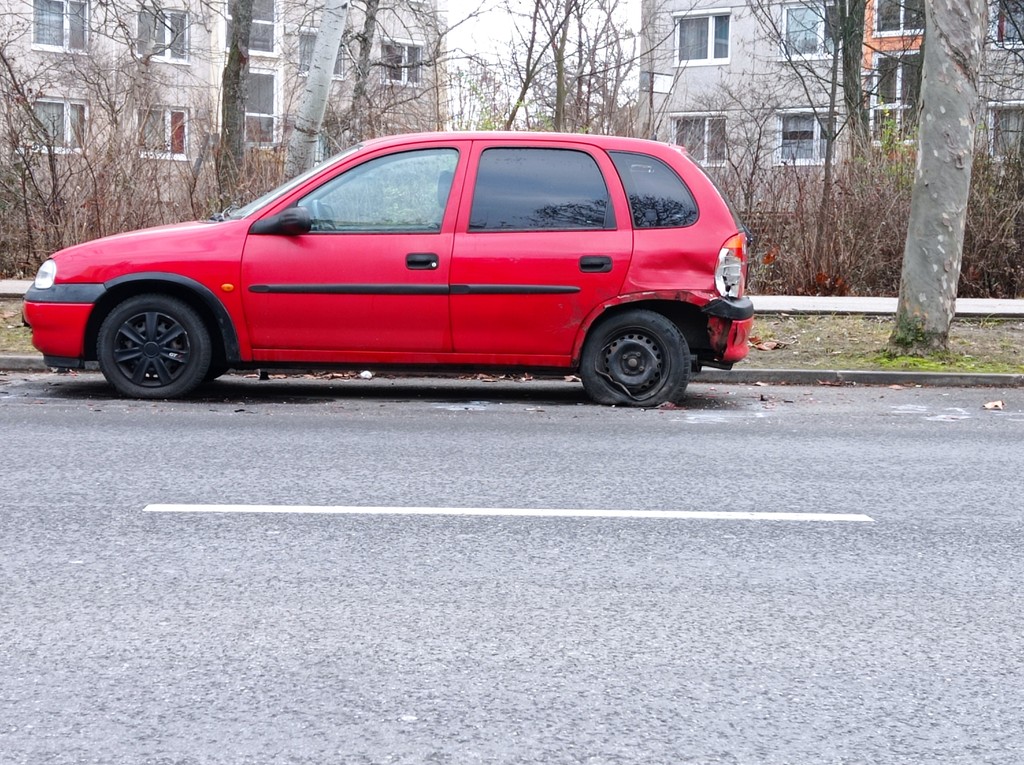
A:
[[698, 368, 1024, 388], [1, 355, 1021, 388]]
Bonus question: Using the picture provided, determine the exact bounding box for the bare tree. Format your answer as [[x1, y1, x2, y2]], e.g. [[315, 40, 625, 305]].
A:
[[890, 0, 988, 353], [218, 0, 254, 204]]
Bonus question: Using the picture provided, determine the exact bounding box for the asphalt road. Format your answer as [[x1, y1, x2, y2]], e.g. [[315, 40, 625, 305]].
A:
[[2, 371, 1023, 764]]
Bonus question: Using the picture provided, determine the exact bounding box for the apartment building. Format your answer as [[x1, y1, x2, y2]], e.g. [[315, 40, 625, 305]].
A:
[[0, 0, 444, 166], [640, 0, 1024, 191]]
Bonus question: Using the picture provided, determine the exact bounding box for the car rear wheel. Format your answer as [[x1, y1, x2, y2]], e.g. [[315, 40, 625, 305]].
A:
[[97, 294, 211, 399], [580, 309, 691, 407]]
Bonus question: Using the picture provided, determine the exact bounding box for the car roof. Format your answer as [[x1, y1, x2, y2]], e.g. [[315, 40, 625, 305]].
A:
[[359, 131, 689, 157]]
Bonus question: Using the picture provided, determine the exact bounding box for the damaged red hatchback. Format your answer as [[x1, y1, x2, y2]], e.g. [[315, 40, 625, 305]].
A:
[[23, 132, 752, 407]]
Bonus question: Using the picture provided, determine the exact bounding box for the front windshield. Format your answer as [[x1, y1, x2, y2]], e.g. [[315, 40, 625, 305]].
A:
[[224, 144, 363, 219]]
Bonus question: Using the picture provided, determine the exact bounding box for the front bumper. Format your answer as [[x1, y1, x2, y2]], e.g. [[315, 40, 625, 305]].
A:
[[22, 284, 104, 362]]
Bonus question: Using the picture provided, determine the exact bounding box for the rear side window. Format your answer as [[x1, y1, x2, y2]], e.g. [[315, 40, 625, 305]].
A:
[[609, 151, 699, 229], [469, 148, 613, 231]]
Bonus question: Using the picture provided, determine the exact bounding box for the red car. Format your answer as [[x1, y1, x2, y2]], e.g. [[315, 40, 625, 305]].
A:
[[23, 132, 752, 406]]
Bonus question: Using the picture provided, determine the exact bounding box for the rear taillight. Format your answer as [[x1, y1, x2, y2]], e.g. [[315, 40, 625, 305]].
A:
[[715, 233, 746, 298]]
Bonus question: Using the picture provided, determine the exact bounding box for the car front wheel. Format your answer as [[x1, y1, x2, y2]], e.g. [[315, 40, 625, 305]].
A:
[[97, 294, 211, 399], [580, 309, 691, 407]]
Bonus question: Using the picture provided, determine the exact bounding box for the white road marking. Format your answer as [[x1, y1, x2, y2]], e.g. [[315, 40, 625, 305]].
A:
[[144, 505, 873, 523]]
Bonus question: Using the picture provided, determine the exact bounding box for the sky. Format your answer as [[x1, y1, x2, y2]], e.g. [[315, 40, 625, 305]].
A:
[[441, 0, 642, 63]]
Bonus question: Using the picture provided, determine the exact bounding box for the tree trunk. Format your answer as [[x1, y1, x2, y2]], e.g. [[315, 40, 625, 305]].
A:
[[284, 0, 349, 178], [218, 0, 254, 206], [889, 0, 986, 354], [840, 0, 869, 149], [347, 0, 380, 143]]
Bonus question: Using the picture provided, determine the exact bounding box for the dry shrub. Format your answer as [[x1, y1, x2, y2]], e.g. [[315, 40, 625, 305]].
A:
[[744, 145, 913, 297], [961, 152, 1024, 298], [0, 143, 286, 279], [741, 144, 1024, 298]]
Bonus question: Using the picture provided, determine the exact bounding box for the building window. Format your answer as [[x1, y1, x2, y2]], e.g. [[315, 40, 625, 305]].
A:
[[778, 112, 829, 164], [299, 30, 344, 76], [675, 115, 727, 164], [227, 0, 274, 54], [137, 8, 188, 61], [871, 52, 921, 140], [382, 42, 421, 84], [991, 106, 1024, 156], [784, 3, 836, 56], [245, 72, 275, 144], [32, 99, 86, 149], [33, 0, 87, 51], [875, 0, 924, 34], [140, 108, 187, 157], [995, 1, 1024, 46], [675, 13, 730, 64]]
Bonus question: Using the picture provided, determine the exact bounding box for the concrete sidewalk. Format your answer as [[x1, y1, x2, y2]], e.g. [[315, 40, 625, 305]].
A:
[[3, 279, 1023, 386]]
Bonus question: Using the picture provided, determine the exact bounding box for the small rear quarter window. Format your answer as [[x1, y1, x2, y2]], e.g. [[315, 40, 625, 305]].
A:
[[609, 151, 698, 229]]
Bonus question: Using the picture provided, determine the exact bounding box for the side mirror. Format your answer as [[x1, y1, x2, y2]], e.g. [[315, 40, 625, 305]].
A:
[[249, 206, 312, 236]]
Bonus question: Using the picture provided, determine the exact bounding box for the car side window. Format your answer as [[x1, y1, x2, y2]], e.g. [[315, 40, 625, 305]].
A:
[[609, 151, 699, 229], [297, 148, 458, 233], [469, 148, 613, 232]]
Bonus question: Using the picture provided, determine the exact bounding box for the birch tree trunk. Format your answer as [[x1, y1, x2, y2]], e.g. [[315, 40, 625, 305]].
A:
[[889, 0, 987, 354], [284, 0, 349, 178]]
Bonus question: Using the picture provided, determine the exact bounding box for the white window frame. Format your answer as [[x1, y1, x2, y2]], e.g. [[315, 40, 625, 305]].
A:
[[874, 0, 924, 36], [140, 107, 188, 160], [993, 1, 1024, 47], [382, 40, 423, 85], [869, 51, 921, 142], [782, 3, 836, 59], [989, 103, 1024, 157], [31, 98, 87, 151], [138, 8, 189, 62], [226, 0, 276, 55], [245, 69, 277, 145], [673, 10, 731, 66], [673, 114, 727, 166], [298, 30, 345, 78], [776, 111, 830, 165], [32, 0, 88, 52]]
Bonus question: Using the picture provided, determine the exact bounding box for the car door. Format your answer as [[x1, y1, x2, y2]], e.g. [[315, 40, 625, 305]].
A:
[[241, 145, 463, 359], [448, 141, 632, 359]]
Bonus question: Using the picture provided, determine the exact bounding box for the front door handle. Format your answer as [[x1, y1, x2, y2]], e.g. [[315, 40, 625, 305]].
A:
[[579, 255, 612, 273], [406, 252, 439, 270]]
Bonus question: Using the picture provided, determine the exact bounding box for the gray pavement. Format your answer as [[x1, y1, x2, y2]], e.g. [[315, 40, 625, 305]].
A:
[[4, 279, 1023, 386]]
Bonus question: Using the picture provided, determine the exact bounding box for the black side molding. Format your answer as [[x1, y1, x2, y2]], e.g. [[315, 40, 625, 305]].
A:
[[25, 284, 106, 304]]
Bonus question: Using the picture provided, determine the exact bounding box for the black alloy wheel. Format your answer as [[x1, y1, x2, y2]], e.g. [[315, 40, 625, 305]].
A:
[[97, 294, 212, 399], [580, 309, 691, 407]]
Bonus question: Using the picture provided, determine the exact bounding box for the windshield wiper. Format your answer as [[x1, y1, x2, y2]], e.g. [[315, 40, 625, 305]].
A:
[[209, 204, 239, 222]]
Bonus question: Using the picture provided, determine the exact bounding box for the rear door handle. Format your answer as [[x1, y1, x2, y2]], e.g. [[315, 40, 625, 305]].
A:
[[406, 252, 439, 270], [579, 255, 612, 273]]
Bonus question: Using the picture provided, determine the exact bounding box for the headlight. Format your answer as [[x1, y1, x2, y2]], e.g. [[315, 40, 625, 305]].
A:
[[34, 259, 57, 290]]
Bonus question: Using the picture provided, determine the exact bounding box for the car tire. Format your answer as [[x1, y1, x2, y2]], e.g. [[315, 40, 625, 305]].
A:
[[97, 294, 212, 399], [579, 309, 691, 407]]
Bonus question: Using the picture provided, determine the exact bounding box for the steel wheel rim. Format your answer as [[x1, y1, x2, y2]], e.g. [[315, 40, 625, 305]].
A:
[[598, 329, 665, 401], [111, 310, 191, 387]]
